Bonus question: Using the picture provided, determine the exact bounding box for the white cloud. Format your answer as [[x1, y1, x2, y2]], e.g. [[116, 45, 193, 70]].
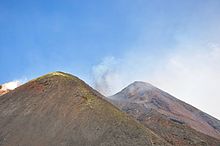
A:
[[92, 43, 220, 119], [149, 44, 220, 118]]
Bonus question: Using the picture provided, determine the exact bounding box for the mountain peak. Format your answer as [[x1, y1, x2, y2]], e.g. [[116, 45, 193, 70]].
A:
[[30, 71, 87, 89], [130, 81, 155, 89], [48, 71, 71, 76], [35, 71, 77, 80], [132, 81, 150, 84], [109, 81, 156, 101], [109, 81, 220, 142], [0, 72, 170, 146]]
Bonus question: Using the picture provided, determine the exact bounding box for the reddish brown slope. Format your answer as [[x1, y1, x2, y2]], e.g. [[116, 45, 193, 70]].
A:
[[109, 81, 220, 145], [0, 72, 170, 146]]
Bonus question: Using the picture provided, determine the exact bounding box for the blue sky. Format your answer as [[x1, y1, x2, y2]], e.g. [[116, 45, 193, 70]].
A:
[[0, 0, 209, 82], [1, 1, 220, 118]]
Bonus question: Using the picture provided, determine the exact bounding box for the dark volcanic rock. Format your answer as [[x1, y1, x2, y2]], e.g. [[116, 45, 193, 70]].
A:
[[0, 72, 170, 146]]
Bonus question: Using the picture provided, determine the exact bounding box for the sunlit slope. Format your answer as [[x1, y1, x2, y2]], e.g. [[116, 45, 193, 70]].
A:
[[0, 72, 170, 146]]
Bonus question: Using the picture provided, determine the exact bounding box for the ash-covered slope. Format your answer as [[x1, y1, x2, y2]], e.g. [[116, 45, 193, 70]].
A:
[[0, 72, 170, 146], [109, 81, 220, 145]]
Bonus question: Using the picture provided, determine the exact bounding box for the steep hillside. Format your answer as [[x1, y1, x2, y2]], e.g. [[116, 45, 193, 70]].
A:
[[0, 72, 170, 146], [109, 81, 220, 145]]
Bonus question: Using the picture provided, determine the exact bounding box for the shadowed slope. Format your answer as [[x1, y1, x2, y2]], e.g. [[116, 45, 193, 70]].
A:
[[0, 72, 170, 146], [109, 81, 220, 145]]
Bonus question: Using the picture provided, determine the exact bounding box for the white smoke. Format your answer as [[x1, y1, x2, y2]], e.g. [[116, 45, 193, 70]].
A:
[[1, 80, 23, 90], [92, 43, 220, 119], [92, 57, 124, 95]]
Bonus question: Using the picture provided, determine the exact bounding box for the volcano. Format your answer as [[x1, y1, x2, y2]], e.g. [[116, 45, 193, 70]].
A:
[[109, 81, 220, 145], [0, 72, 170, 146]]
